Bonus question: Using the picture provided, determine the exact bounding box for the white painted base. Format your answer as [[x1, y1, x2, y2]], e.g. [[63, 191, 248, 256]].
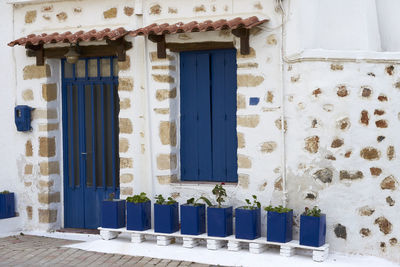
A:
[[280, 245, 295, 257], [98, 227, 330, 262], [313, 247, 329, 262], [249, 242, 267, 254], [183, 237, 199, 248], [157, 235, 174, 246], [100, 230, 119, 240], [131, 233, 145, 243], [207, 239, 225, 250], [227, 240, 242, 251]]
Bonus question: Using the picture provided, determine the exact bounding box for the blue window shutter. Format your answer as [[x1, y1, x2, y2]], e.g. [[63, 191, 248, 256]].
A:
[[210, 49, 238, 182], [223, 50, 238, 182], [195, 53, 213, 181], [210, 52, 226, 181], [180, 53, 199, 180], [180, 49, 237, 182]]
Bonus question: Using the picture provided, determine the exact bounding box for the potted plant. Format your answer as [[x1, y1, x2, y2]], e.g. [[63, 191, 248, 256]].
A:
[[235, 195, 261, 240], [0, 191, 15, 219], [101, 193, 125, 229], [126, 192, 151, 231], [207, 183, 233, 237], [181, 196, 212, 235], [265, 205, 293, 243], [300, 206, 326, 247], [154, 194, 179, 233]]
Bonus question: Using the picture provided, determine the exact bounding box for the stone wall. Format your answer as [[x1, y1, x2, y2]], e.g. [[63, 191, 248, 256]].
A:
[[284, 60, 400, 262]]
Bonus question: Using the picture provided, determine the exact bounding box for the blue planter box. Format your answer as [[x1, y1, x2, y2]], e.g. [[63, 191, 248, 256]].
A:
[[300, 214, 326, 247], [101, 199, 126, 229], [181, 204, 206, 235], [235, 207, 261, 240], [207, 206, 233, 237], [267, 210, 293, 243], [127, 201, 151, 231], [154, 203, 179, 233], [0, 193, 15, 219]]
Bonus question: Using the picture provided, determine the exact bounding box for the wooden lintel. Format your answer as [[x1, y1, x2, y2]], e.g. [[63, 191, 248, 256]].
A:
[[166, 42, 234, 52], [231, 28, 250, 55], [148, 34, 166, 59], [25, 42, 132, 61], [106, 39, 133, 61]]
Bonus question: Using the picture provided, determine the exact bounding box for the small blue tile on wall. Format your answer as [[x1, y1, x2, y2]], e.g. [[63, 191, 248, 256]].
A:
[[249, 97, 259, 105]]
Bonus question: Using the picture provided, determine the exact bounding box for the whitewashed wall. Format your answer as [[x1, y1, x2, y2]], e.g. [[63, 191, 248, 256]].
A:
[[1, 0, 399, 263]]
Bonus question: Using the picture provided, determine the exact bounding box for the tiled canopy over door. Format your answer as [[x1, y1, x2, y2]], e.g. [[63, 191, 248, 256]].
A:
[[180, 49, 238, 182]]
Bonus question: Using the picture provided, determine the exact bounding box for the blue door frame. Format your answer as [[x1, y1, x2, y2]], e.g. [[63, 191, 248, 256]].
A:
[[62, 57, 120, 229]]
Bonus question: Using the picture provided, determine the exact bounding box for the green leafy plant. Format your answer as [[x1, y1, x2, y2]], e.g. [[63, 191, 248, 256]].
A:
[[155, 194, 177, 205], [126, 192, 150, 203], [241, 195, 261, 210], [303, 206, 321, 217], [107, 192, 115, 201], [0, 190, 10, 194], [264, 205, 292, 213], [212, 183, 227, 208], [186, 196, 212, 207]]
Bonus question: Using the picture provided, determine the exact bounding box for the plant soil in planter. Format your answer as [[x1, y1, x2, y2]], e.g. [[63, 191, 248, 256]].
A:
[[181, 204, 206, 235], [207, 206, 233, 237], [235, 207, 261, 240], [0, 192, 15, 219], [300, 214, 326, 247], [127, 201, 151, 231], [154, 202, 179, 233], [101, 199, 126, 229], [267, 210, 293, 243]]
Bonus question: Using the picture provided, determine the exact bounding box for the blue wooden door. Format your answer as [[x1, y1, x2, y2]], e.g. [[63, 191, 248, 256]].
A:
[[62, 57, 120, 229], [180, 49, 238, 182]]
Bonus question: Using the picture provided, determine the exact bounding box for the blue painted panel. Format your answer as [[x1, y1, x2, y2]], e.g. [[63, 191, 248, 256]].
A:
[[235, 208, 261, 240], [195, 53, 212, 180], [267, 210, 293, 243], [63, 57, 120, 229], [210, 52, 226, 181], [207, 206, 233, 237], [180, 49, 238, 182], [222, 50, 238, 182], [180, 204, 206, 235], [154, 203, 179, 234], [127, 201, 151, 231], [300, 214, 326, 247], [180, 53, 199, 180], [249, 97, 259, 105]]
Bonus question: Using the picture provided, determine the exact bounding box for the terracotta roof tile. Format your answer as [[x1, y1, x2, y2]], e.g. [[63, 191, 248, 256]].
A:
[[8, 27, 128, 47], [129, 16, 267, 37], [8, 17, 267, 47]]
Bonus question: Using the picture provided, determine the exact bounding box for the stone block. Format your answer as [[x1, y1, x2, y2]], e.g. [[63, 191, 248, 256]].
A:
[[24, 164, 33, 175], [238, 155, 252, 169], [156, 88, 176, 101], [159, 121, 176, 146], [120, 173, 133, 183], [38, 209, 57, 223], [103, 7, 117, 19], [120, 158, 133, 169], [119, 118, 133, 134], [25, 10, 37, 23], [39, 137, 56, 157], [33, 109, 57, 120], [157, 174, 178, 184], [39, 161, 60, 175], [119, 138, 129, 153], [23, 64, 51, 80], [42, 83, 57, 101], [38, 192, 60, 204], [157, 154, 177, 170], [25, 140, 33, 157], [237, 74, 264, 87], [38, 123, 59, 132], [118, 55, 130, 70], [118, 78, 134, 91], [237, 115, 260, 128], [22, 89, 34, 101], [152, 74, 175, 83]]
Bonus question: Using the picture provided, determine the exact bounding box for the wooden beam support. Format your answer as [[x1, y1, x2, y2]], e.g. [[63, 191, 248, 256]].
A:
[[107, 39, 133, 61], [26, 44, 44, 66], [148, 34, 166, 59], [25, 41, 132, 61], [231, 28, 250, 55], [166, 42, 234, 52]]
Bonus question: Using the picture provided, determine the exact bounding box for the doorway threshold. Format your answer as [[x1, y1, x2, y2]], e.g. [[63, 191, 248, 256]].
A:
[[57, 228, 100, 235]]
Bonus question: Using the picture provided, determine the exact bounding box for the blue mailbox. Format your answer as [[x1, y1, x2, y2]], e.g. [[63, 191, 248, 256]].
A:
[[15, 105, 33, 132]]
